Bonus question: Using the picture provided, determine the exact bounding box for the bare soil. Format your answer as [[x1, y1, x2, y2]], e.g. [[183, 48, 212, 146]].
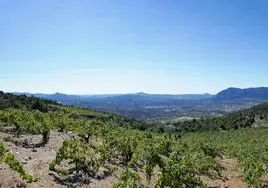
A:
[[0, 131, 118, 188], [0, 131, 248, 188], [201, 156, 247, 188]]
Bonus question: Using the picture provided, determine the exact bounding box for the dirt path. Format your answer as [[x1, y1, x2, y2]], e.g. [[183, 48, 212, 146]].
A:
[[0, 131, 69, 188], [201, 156, 247, 188]]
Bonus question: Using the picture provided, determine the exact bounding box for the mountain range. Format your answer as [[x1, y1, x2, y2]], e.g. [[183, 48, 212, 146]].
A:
[[14, 87, 268, 122], [216, 87, 268, 100]]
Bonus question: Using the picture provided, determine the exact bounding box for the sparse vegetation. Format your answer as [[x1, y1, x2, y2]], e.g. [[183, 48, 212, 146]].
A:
[[0, 142, 33, 182], [1, 91, 268, 187]]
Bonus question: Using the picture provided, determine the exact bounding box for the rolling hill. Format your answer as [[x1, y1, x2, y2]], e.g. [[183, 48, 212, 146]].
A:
[[13, 87, 268, 122], [1, 91, 268, 187], [215, 87, 268, 100]]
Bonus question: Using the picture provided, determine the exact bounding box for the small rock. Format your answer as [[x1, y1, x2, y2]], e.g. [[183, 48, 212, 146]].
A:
[[4, 126, 17, 133], [67, 185, 76, 188], [0, 165, 4, 170], [32, 148, 37, 152], [16, 182, 26, 188], [185, 184, 195, 188], [223, 182, 229, 188], [28, 156, 32, 160], [22, 160, 27, 164], [95, 174, 105, 180]]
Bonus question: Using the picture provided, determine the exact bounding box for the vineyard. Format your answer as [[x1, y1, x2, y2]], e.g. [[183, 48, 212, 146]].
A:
[[0, 109, 223, 187], [0, 93, 268, 187], [183, 128, 268, 187]]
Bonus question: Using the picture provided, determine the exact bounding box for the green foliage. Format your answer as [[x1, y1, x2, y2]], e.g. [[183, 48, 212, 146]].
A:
[[0, 142, 33, 182], [49, 139, 105, 177], [174, 104, 268, 133], [30, 99, 48, 112], [3, 91, 268, 187], [47, 123, 223, 187], [113, 168, 141, 188], [183, 128, 268, 187], [0, 109, 54, 144], [241, 158, 264, 187], [0, 91, 55, 111], [156, 158, 203, 188], [50, 104, 110, 118]]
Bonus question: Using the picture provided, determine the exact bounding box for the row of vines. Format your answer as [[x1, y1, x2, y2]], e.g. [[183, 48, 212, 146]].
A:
[[0, 109, 267, 187]]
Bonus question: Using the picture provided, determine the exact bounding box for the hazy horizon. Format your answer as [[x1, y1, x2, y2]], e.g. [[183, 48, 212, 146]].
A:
[[1, 0, 268, 94], [5, 86, 268, 96]]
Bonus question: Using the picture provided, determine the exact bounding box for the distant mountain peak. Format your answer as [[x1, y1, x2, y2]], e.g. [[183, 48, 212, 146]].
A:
[[53, 92, 66, 96], [216, 87, 268, 100], [135, 92, 148, 95]]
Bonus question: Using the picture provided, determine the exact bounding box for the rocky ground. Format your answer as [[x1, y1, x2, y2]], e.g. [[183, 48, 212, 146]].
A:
[[0, 131, 118, 188], [0, 131, 247, 188], [201, 157, 247, 188]]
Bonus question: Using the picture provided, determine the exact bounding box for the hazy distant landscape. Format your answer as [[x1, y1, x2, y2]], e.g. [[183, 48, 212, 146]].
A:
[[2, 89, 268, 187], [15, 87, 268, 122], [2, 0, 268, 187]]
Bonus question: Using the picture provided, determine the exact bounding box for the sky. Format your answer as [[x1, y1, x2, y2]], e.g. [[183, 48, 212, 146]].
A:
[[1, 0, 268, 94]]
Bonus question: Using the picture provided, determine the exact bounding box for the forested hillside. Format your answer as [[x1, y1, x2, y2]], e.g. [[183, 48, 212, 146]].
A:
[[0, 91, 56, 112], [173, 103, 268, 133], [1, 91, 268, 187]]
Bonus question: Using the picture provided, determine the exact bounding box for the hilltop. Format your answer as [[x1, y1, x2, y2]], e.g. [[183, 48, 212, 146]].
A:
[[215, 87, 268, 100]]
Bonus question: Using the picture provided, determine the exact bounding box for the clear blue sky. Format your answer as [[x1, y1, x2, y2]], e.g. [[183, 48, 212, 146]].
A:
[[1, 0, 268, 94]]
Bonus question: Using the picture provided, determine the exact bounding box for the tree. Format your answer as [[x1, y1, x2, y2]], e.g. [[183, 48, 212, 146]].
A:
[[31, 99, 48, 112]]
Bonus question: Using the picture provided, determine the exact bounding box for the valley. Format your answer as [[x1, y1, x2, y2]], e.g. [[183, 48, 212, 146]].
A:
[[16, 87, 268, 123], [2, 1, 268, 187], [1, 91, 268, 187]]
